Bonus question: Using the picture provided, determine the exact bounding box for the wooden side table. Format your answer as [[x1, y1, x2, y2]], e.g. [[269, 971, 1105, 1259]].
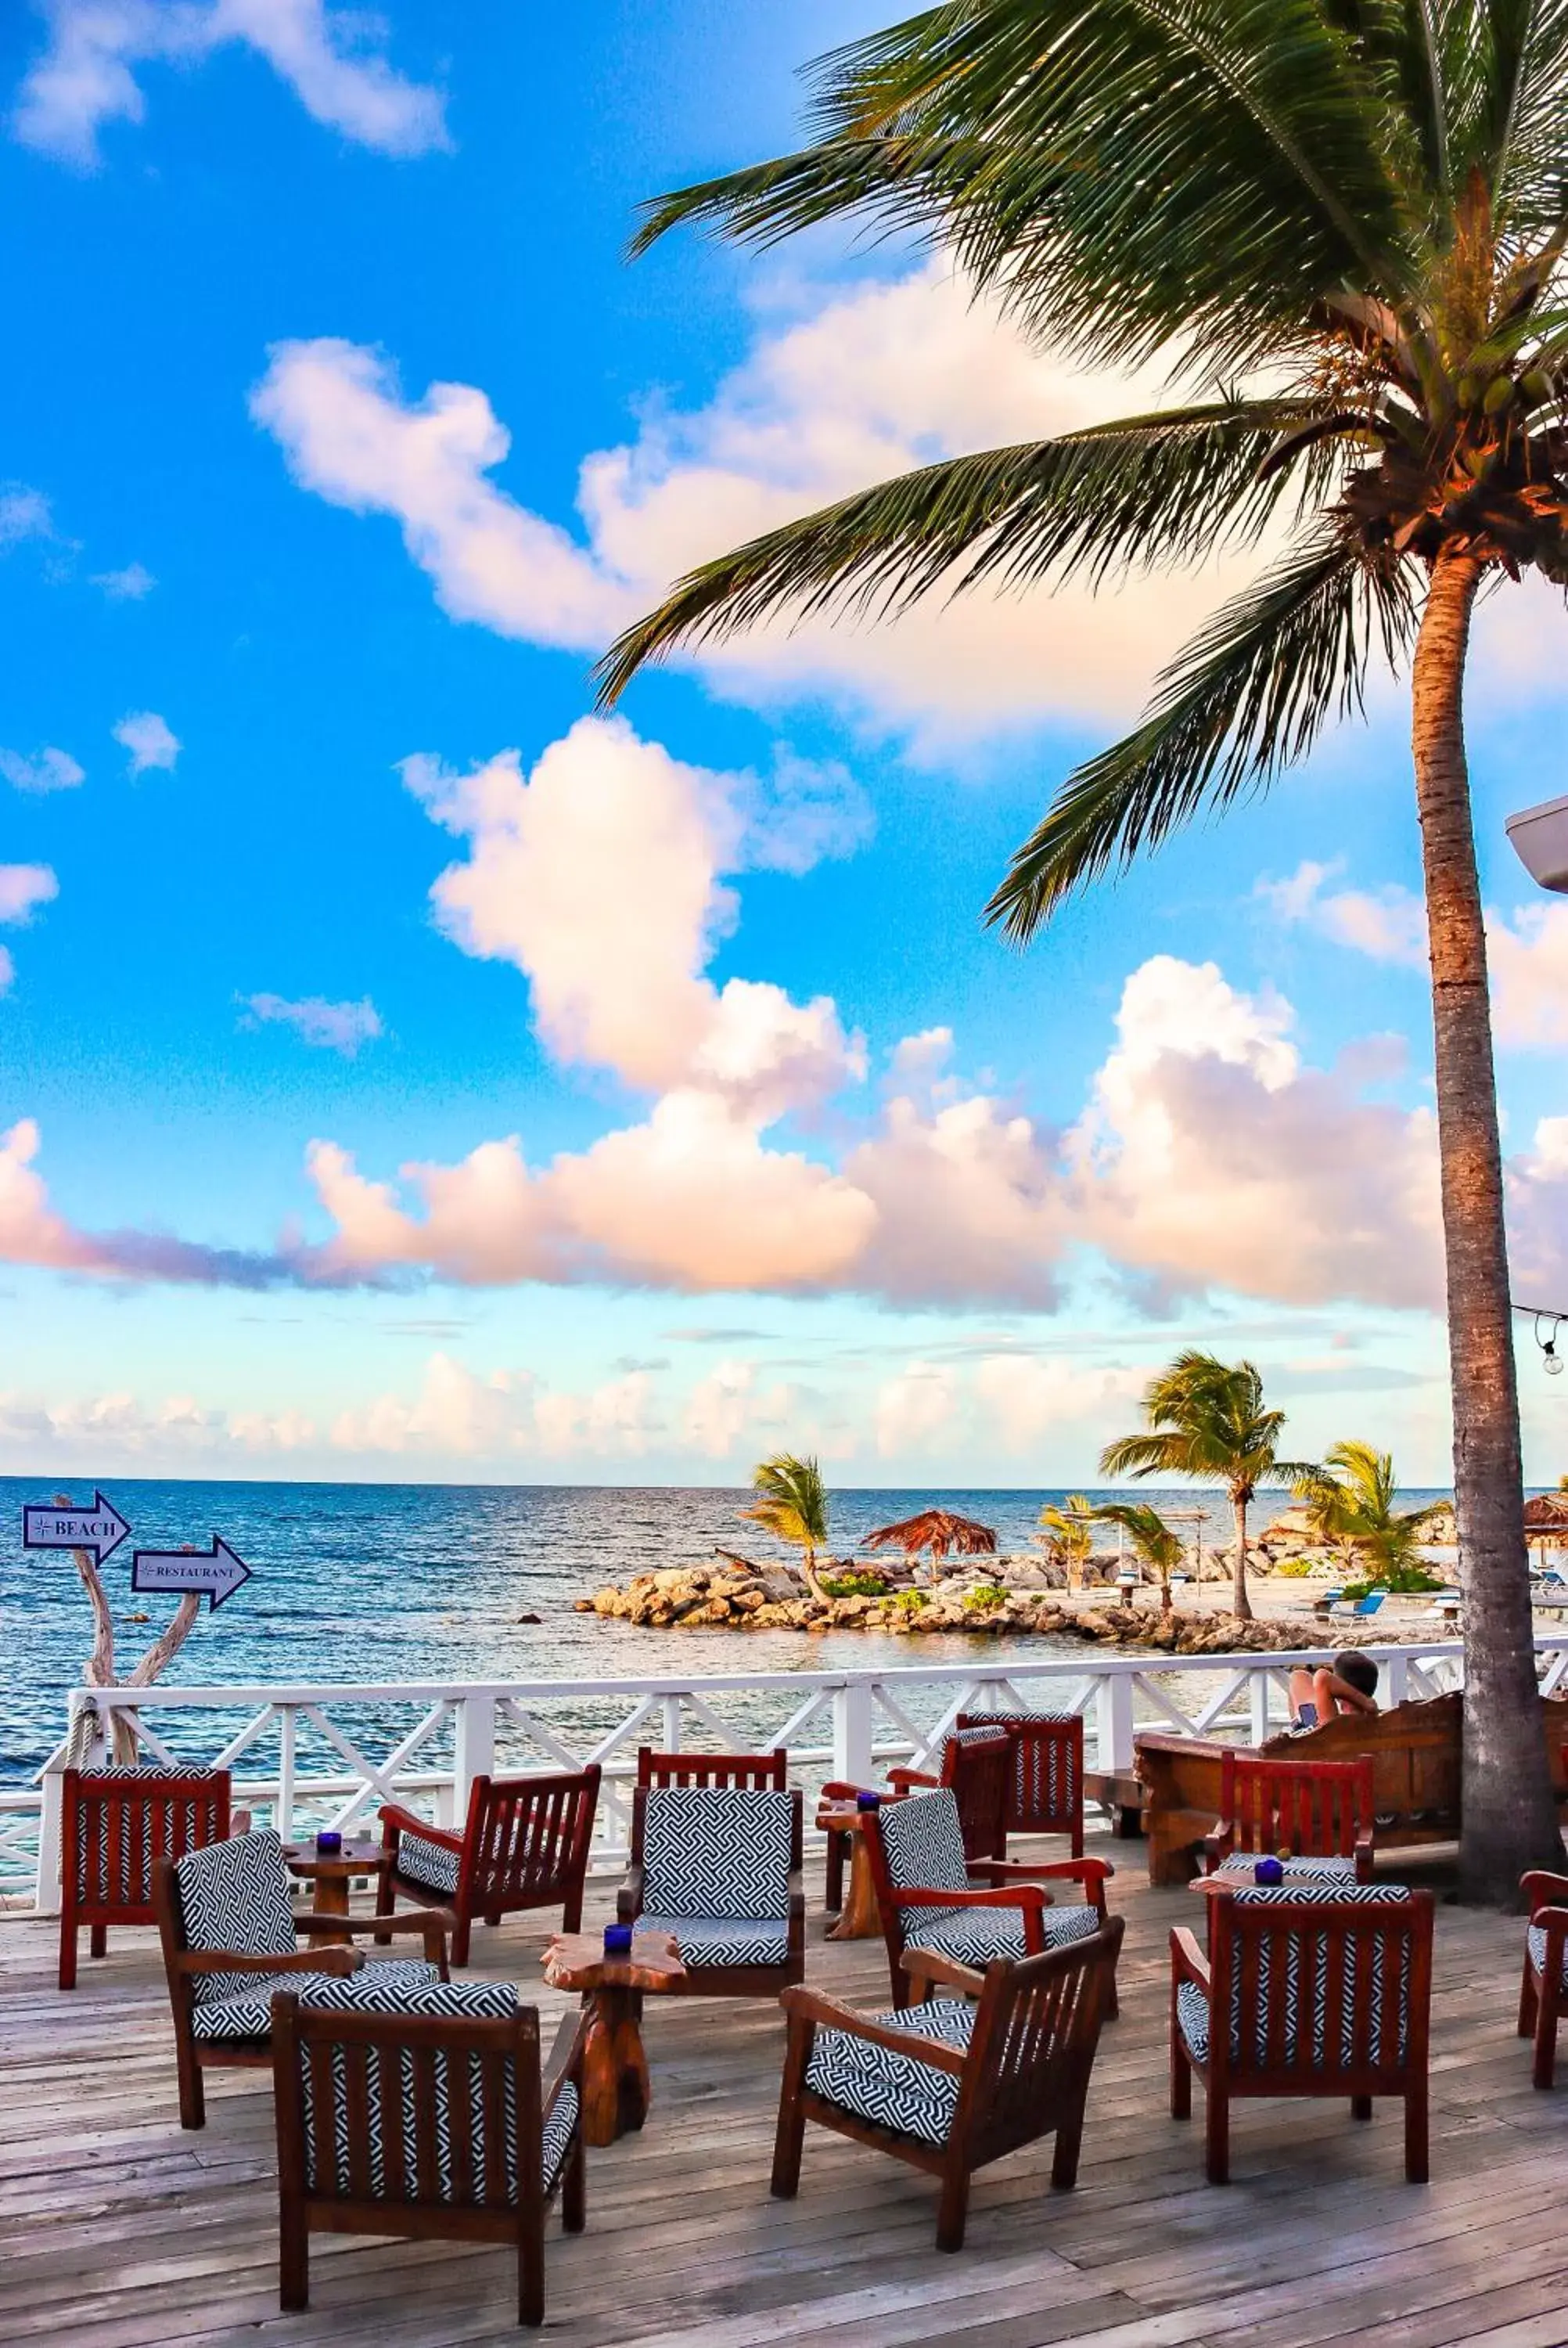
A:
[[541, 1930, 686, 2146], [816, 1805, 883, 1941], [282, 1838, 387, 1946]]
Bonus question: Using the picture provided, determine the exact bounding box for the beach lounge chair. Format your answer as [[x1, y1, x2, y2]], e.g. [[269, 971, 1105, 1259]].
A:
[[1329, 1590, 1386, 1622], [617, 1782, 804, 1995], [153, 1828, 454, 2128], [1516, 1868, 1568, 2087], [771, 1918, 1122, 2250], [59, 1763, 232, 1990], [1170, 1882, 1433, 2182], [379, 1766, 600, 1968], [1203, 1751, 1375, 1882], [861, 1786, 1113, 2011], [272, 1978, 586, 2325]]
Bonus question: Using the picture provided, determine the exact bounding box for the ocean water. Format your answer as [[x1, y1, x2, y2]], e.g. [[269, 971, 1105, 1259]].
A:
[[0, 1475, 1439, 1781]]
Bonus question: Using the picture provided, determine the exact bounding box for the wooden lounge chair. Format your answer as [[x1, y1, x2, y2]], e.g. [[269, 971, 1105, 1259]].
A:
[[771, 1918, 1123, 2250], [1203, 1751, 1376, 1882], [822, 1726, 1012, 1915], [635, 1746, 787, 1788], [618, 1783, 804, 1995], [1170, 1882, 1433, 2183], [862, 1786, 1113, 2011], [59, 1764, 232, 1990], [153, 1828, 454, 2129], [1516, 1868, 1568, 2087], [955, 1710, 1085, 1856], [272, 1978, 587, 2326], [378, 1766, 600, 1967]]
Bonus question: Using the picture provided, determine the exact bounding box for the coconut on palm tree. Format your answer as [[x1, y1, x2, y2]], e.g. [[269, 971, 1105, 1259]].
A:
[[1099, 1352, 1314, 1622], [1034, 1493, 1095, 1592], [1084, 1500, 1186, 1615], [1293, 1440, 1432, 1583], [597, 1, 1568, 1896], [743, 1453, 831, 1600]]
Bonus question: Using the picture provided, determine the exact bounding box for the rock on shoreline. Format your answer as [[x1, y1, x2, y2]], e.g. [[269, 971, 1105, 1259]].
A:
[[574, 1561, 1318, 1654]]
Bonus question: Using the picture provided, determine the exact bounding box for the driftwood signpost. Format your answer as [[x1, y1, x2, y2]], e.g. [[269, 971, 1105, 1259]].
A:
[[26, 1489, 253, 1763]]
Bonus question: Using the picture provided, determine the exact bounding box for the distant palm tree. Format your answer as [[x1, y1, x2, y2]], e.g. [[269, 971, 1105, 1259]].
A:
[[1085, 1500, 1185, 1615], [1293, 1441, 1431, 1581], [743, 1454, 830, 1600], [1035, 1493, 1095, 1592], [1100, 1353, 1315, 1622]]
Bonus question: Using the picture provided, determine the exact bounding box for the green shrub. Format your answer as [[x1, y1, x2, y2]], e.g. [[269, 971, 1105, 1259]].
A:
[[1342, 1563, 1443, 1600], [962, 1584, 1009, 1612], [1271, 1553, 1318, 1578], [890, 1589, 929, 1614], [821, 1570, 889, 1597]]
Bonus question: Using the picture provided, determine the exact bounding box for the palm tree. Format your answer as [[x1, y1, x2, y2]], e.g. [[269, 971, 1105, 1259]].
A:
[[596, 2, 1568, 1897], [743, 1453, 831, 1599], [1085, 1500, 1185, 1615], [1034, 1493, 1095, 1592], [1293, 1440, 1431, 1581], [1099, 1352, 1314, 1622]]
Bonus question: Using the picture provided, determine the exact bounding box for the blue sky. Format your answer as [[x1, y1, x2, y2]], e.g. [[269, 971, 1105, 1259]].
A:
[[2, 0, 1566, 1488]]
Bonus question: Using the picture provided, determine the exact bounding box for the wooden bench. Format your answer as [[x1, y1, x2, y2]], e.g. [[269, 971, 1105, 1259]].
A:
[[1135, 1694, 1568, 1884]]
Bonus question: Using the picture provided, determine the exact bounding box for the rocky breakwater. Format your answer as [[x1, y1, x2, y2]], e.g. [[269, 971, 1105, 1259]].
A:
[[575, 1560, 1315, 1654]]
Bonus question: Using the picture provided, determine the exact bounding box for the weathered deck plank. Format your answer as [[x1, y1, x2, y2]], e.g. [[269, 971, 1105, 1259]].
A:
[[2, 1864, 1561, 2348]]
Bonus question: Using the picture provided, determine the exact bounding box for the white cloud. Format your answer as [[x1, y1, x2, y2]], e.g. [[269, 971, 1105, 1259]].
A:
[[92, 560, 156, 600], [874, 1360, 958, 1456], [14, 0, 448, 166], [0, 485, 53, 549], [0, 863, 57, 923], [240, 992, 383, 1055], [0, 744, 83, 793], [1257, 859, 1426, 967], [971, 1355, 1145, 1452], [0, 947, 13, 996], [252, 274, 1263, 750], [113, 708, 179, 774]]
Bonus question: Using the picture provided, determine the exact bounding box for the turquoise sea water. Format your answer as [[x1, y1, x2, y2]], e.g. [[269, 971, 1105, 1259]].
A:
[[0, 1476, 1450, 1781]]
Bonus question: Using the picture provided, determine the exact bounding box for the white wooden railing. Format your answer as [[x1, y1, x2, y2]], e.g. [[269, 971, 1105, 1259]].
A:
[[6, 1636, 1566, 1915]]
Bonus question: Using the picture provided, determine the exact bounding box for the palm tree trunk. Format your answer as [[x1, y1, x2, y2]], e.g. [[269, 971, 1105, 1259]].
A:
[[1412, 548, 1559, 1900], [1230, 1493, 1252, 1621]]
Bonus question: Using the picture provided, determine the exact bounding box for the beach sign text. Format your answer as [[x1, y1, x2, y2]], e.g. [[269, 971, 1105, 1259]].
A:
[[23, 1492, 131, 1566], [130, 1537, 252, 1611]]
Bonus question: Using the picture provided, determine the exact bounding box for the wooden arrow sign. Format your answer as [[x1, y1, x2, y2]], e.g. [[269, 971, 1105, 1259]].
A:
[[23, 1492, 131, 1565], [130, 1538, 252, 1611]]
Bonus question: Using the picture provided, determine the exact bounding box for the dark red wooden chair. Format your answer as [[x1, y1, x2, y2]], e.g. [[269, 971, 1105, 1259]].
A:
[[59, 1765, 232, 1990], [379, 1766, 600, 1968], [1517, 1867, 1568, 2087], [618, 1783, 804, 1996], [822, 1727, 1012, 1915], [1203, 1750, 1375, 1881], [955, 1712, 1085, 1856], [1170, 1883, 1433, 2182], [635, 1746, 787, 1788]]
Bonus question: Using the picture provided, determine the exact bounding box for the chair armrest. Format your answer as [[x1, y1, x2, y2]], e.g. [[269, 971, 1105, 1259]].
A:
[[379, 1803, 462, 1857], [1203, 1822, 1235, 1874], [298, 1907, 456, 1972], [1170, 1925, 1210, 1993], [898, 1884, 1049, 1913], [778, 1984, 966, 2075], [1354, 1826, 1376, 1882], [973, 1856, 1113, 1889], [541, 2008, 588, 2119], [1530, 1902, 1568, 1940], [1523, 1871, 1568, 1910], [886, 1768, 939, 1792], [179, 1946, 364, 1977], [617, 1864, 646, 1925], [901, 1946, 987, 1999]]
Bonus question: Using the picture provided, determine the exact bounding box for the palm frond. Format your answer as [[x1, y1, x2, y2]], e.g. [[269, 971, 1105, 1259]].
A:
[[1467, 0, 1568, 230], [594, 398, 1336, 705], [986, 531, 1417, 940]]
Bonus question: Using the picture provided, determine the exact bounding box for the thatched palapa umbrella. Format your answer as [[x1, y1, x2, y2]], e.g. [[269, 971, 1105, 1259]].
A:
[[862, 1509, 998, 1583]]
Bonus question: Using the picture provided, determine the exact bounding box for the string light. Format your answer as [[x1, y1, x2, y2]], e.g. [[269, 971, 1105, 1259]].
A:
[[1536, 1313, 1566, 1377]]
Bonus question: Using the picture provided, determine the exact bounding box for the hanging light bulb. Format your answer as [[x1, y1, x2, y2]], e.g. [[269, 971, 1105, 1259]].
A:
[[1548, 1339, 1565, 1377]]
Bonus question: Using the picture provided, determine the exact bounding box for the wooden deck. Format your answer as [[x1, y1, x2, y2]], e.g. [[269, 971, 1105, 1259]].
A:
[[4, 1862, 1566, 2348]]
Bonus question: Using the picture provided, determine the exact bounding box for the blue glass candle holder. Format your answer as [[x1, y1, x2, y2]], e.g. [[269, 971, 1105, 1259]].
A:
[[315, 1829, 342, 1856], [1253, 1855, 1283, 1885], [602, 1922, 634, 1956], [855, 1791, 881, 1811]]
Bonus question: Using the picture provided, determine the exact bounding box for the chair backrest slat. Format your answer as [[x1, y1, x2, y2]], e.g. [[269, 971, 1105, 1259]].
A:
[[940, 1731, 1011, 1864], [66, 1767, 231, 1920], [963, 1918, 1122, 2161], [1219, 1750, 1374, 1858], [956, 1714, 1084, 1852], [462, 1767, 599, 1906], [636, 1747, 788, 1789], [1207, 1886, 1432, 2088]]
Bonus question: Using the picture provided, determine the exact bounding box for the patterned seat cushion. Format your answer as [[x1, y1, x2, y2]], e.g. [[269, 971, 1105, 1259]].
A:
[[960, 1713, 1080, 1822], [174, 1829, 297, 2009], [73, 1766, 224, 1903], [1214, 1856, 1357, 1884], [876, 1789, 971, 1936], [192, 1958, 439, 2040], [394, 1829, 462, 1895], [907, 1901, 1101, 1967], [642, 1788, 793, 1921], [805, 1997, 975, 2146], [639, 1914, 790, 1967], [1527, 1921, 1568, 1987], [1181, 1885, 1414, 2069]]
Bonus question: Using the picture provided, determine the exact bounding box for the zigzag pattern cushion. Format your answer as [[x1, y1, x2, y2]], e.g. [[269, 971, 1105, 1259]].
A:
[[638, 1913, 790, 1966], [877, 1789, 971, 1935], [192, 1957, 437, 2042], [395, 1829, 462, 1894], [962, 1714, 1080, 1817], [642, 1788, 792, 1921], [291, 1978, 578, 2202], [907, 1901, 1101, 1967], [74, 1766, 223, 1901], [805, 1997, 975, 2146], [1176, 1979, 1212, 2064], [1200, 1885, 1414, 2067], [1527, 1921, 1568, 1987], [175, 1830, 297, 2009], [1213, 1856, 1357, 1884]]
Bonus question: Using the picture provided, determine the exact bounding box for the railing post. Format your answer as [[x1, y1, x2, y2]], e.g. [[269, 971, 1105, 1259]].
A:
[[833, 1681, 874, 1786], [34, 1745, 69, 1918], [1094, 1672, 1136, 1775], [661, 1694, 682, 1750], [276, 1705, 297, 1841], [1383, 1651, 1410, 1708], [454, 1691, 495, 1828], [1249, 1669, 1273, 1747]]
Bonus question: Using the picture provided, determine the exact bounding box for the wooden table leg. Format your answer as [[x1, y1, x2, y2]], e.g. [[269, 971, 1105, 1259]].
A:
[[578, 1986, 650, 2146], [307, 1874, 352, 1947], [826, 1834, 881, 1942]]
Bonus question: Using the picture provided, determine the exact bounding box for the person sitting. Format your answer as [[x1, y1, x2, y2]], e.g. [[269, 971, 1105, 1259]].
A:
[[1288, 1650, 1379, 1731]]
